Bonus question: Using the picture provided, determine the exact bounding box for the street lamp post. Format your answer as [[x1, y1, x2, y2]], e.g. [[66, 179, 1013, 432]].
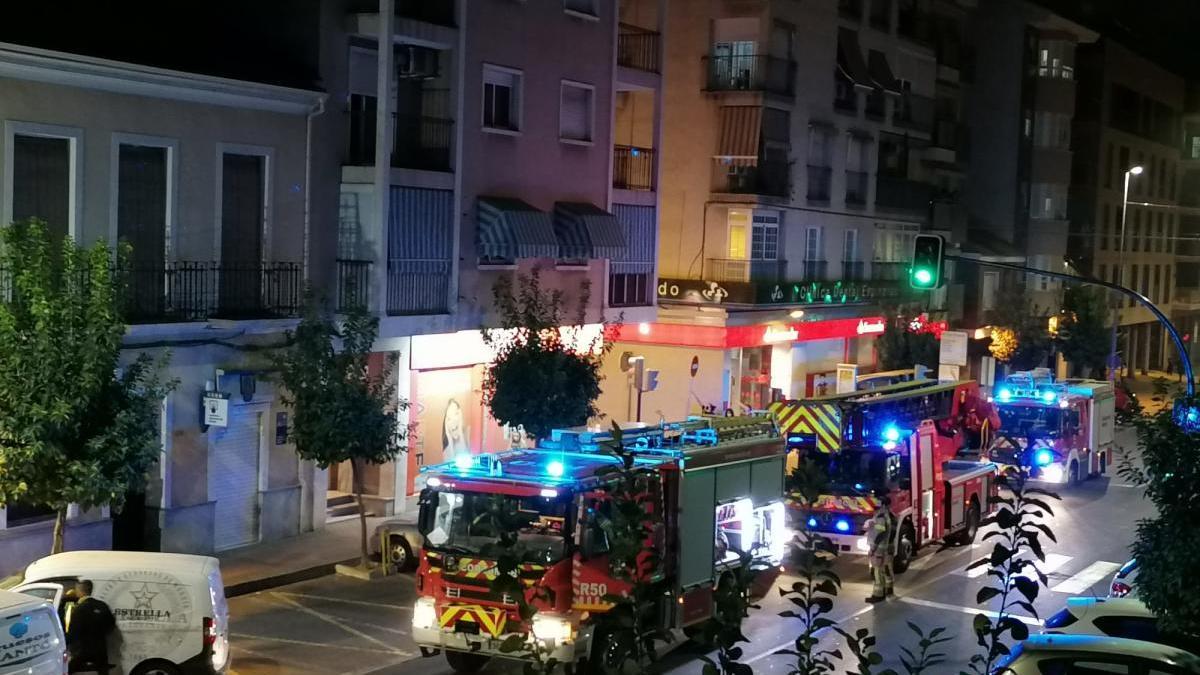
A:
[[1109, 165, 1143, 382]]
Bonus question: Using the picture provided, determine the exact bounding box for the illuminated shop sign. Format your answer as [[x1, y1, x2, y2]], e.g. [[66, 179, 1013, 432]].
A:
[[656, 278, 913, 307], [617, 317, 888, 349]]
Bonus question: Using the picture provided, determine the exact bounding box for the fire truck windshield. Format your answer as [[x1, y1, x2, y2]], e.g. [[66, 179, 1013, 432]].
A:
[[420, 490, 570, 563], [804, 449, 890, 492], [998, 404, 1063, 436]]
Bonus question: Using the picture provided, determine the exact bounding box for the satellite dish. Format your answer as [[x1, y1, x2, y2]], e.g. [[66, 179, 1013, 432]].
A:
[[619, 351, 635, 372]]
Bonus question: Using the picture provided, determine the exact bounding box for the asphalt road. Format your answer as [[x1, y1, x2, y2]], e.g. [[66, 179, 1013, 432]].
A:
[[228, 426, 1150, 675]]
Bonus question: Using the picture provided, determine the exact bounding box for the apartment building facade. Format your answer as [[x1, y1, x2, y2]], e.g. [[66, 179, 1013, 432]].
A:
[[1070, 39, 1184, 375], [1175, 84, 1200, 363], [622, 0, 965, 412], [961, 1, 1096, 322], [323, 0, 663, 517], [0, 41, 327, 574]]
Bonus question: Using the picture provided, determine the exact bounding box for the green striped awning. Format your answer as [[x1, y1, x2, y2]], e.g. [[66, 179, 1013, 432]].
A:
[[553, 202, 627, 259], [477, 197, 558, 260]]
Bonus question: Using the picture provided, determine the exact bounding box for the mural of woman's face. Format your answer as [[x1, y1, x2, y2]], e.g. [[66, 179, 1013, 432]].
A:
[[444, 400, 463, 442]]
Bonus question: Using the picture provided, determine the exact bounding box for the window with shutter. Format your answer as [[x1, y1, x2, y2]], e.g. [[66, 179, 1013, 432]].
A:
[[560, 82, 594, 142], [483, 65, 521, 131]]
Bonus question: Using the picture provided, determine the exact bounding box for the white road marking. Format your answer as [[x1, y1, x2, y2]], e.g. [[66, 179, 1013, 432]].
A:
[[231, 633, 411, 656], [270, 591, 412, 610], [270, 592, 407, 654], [1014, 553, 1072, 583], [742, 604, 876, 665], [897, 597, 1042, 626], [1050, 561, 1122, 595]]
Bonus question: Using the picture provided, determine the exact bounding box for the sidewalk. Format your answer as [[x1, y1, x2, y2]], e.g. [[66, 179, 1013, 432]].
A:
[[219, 515, 386, 597], [1121, 369, 1192, 415]]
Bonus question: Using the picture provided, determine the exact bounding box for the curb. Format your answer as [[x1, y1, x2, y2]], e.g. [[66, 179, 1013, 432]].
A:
[[225, 557, 359, 598]]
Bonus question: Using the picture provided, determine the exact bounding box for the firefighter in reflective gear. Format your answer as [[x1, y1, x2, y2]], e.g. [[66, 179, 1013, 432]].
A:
[[865, 495, 897, 602]]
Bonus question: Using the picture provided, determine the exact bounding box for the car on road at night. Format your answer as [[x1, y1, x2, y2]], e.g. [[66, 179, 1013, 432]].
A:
[[371, 519, 423, 573], [1043, 597, 1199, 653], [995, 634, 1200, 674], [1110, 558, 1140, 598]]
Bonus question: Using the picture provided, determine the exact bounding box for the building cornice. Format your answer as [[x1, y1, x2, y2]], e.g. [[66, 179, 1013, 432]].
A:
[[0, 42, 324, 115]]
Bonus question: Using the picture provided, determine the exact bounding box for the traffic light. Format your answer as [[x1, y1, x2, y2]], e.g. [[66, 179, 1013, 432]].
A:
[[909, 234, 945, 290]]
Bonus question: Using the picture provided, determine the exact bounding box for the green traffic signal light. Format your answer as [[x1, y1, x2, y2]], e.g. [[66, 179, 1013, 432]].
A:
[[909, 234, 945, 290]]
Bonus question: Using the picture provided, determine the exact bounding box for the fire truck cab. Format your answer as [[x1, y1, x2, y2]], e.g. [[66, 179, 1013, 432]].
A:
[[411, 415, 789, 673], [770, 379, 1000, 572], [988, 370, 1115, 485]]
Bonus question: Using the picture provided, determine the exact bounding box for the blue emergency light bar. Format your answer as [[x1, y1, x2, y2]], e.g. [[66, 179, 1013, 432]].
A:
[[996, 370, 1069, 405]]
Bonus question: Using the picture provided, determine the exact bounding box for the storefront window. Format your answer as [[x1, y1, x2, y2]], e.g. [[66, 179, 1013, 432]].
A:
[[737, 346, 773, 410]]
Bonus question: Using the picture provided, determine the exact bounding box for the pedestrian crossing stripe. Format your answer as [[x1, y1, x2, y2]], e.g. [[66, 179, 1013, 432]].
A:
[[952, 555, 1120, 595]]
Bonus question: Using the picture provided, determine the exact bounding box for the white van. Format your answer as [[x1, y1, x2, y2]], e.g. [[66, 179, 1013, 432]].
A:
[[0, 590, 66, 675], [15, 552, 229, 675]]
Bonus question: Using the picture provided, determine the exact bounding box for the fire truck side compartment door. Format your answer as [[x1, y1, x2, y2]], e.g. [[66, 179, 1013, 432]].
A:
[[679, 467, 717, 588], [948, 483, 964, 529], [715, 463, 751, 503], [750, 456, 784, 506]]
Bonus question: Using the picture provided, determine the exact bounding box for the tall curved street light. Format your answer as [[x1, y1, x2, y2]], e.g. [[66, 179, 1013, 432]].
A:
[[1109, 165, 1143, 381]]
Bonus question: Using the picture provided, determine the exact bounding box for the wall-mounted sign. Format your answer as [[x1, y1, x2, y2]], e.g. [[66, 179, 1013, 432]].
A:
[[939, 330, 969, 367], [855, 318, 886, 335], [762, 326, 800, 343], [656, 277, 915, 307], [202, 392, 230, 428]]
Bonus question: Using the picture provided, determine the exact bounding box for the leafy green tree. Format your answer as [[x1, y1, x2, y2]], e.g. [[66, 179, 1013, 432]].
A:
[[482, 269, 614, 441], [273, 298, 406, 568], [1119, 409, 1200, 635], [960, 473, 1059, 674], [876, 315, 938, 372], [988, 288, 1052, 372], [0, 220, 172, 553], [1058, 286, 1109, 378]]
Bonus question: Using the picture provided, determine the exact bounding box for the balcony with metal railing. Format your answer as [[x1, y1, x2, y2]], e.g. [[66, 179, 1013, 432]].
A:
[[705, 258, 787, 283], [842, 260, 866, 281], [807, 165, 832, 202], [716, 161, 790, 198], [846, 170, 868, 206], [346, 92, 453, 172], [704, 55, 796, 98], [895, 92, 935, 133], [335, 259, 372, 311], [618, 24, 660, 73], [613, 145, 655, 191], [875, 175, 933, 213], [17, 261, 307, 323], [801, 259, 828, 281]]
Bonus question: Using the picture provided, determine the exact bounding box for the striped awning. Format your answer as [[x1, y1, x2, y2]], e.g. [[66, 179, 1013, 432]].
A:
[[715, 106, 763, 167], [868, 50, 902, 95], [477, 197, 558, 259], [553, 202, 626, 259], [837, 28, 874, 88]]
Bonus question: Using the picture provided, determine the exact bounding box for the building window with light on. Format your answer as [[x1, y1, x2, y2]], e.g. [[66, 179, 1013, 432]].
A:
[[1037, 39, 1074, 79]]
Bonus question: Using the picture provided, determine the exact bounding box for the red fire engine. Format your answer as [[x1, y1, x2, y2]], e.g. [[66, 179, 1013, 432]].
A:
[[411, 415, 789, 673], [769, 379, 1001, 572], [988, 370, 1116, 485]]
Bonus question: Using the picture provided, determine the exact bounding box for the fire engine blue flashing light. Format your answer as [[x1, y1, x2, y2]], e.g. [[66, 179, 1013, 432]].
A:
[[835, 518, 851, 533], [854, 483, 864, 491], [1035, 449, 1054, 467], [807, 517, 818, 528], [883, 426, 901, 442], [997, 388, 1013, 402], [1041, 390, 1057, 403], [546, 460, 565, 478], [454, 454, 474, 471]]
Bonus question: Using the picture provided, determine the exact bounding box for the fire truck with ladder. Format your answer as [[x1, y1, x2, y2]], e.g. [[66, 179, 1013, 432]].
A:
[[768, 379, 1001, 572], [410, 414, 789, 673], [987, 369, 1115, 485]]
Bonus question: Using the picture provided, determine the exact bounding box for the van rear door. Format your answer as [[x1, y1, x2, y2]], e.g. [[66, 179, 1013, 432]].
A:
[[12, 584, 64, 614], [1, 601, 66, 675]]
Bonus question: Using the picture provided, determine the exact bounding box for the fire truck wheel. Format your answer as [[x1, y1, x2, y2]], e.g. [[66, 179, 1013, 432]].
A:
[[892, 523, 916, 574], [952, 500, 980, 545], [589, 626, 634, 673], [445, 650, 491, 673]]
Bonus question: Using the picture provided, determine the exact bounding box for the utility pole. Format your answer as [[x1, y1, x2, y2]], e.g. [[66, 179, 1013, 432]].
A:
[[1109, 165, 1144, 381]]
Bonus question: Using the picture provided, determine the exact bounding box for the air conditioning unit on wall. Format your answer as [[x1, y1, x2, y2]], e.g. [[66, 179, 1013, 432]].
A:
[[397, 45, 439, 79]]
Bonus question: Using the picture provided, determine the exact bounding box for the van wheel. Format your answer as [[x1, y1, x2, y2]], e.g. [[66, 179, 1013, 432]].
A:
[[445, 650, 490, 673], [132, 661, 181, 675], [388, 534, 414, 573], [892, 523, 917, 574]]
